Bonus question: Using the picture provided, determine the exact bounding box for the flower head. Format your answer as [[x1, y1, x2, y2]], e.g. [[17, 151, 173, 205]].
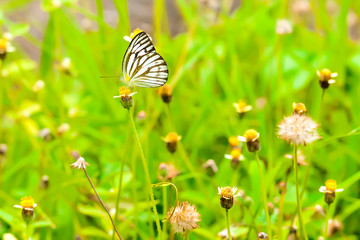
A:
[[228, 136, 240, 148], [161, 132, 182, 153], [233, 100, 252, 117], [113, 86, 137, 109], [202, 159, 218, 176], [319, 179, 343, 205], [292, 102, 307, 115], [32, 80, 45, 92], [276, 19, 293, 35], [14, 196, 37, 223], [158, 84, 173, 103], [225, 148, 244, 168], [258, 232, 269, 240], [218, 186, 241, 209], [71, 157, 90, 170], [239, 129, 260, 152], [56, 57, 72, 75], [0, 33, 15, 60], [278, 114, 320, 146], [123, 28, 143, 42], [317, 68, 337, 89], [158, 162, 180, 181], [167, 201, 200, 234]]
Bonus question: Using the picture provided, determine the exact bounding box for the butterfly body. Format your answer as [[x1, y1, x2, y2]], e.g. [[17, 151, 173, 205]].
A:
[[121, 32, 168, 88]]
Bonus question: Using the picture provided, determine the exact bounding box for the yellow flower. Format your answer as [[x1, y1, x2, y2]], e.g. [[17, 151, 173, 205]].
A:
[[233, 100, 252, 115], [158, 84, 173, 103], [14, 197, 37, 223], [319, 179, 343, 205], [218, 186, 241, 209], [317, 68, 337, 89], [228, 136, 239, 148], [224, 148, 244, 161], [113, 86, 137, 109], [0, 33, 15, 59], [292, 102, 307, 115], [239, 129, 260, 152], [161, 132, 182, 153], [123, 28, 143, 42], [243, 129, 259, 142]]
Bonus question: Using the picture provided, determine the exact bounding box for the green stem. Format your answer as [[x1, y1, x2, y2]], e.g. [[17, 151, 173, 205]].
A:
[[324, 204, 330, 240], [83, 168, 123, 240], [26, 223, 30, 240], [226, 209, 232, 240], [254, 152, 272, 239], [294, 145, 307, 240], [128, 109, 163, 239], [162, 186, 168, 238], [112, 129, 131, 240]]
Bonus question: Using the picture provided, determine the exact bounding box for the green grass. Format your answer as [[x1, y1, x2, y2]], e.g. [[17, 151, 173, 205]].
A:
[[0, 0, 360, 239]]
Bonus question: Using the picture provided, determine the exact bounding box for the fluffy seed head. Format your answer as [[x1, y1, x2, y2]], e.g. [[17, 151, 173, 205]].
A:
[[278, 114, 320, 146], [167, 202, 200, 234]]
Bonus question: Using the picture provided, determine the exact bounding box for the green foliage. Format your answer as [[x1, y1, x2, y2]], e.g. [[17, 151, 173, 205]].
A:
[[0, 0, 359, 239]]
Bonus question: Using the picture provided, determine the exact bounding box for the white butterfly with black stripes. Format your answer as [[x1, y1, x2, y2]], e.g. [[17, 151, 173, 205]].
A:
[[120, 31, 168, 88]]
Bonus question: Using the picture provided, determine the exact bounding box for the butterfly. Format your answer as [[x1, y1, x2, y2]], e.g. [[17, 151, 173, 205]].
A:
[[120, 31, 168, 88]]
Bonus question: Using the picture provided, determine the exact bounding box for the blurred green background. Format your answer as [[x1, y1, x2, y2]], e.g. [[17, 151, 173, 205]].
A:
[[0, 0, 359, 239]]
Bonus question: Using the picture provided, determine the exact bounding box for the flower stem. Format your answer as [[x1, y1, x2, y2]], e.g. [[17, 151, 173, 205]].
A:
[[254, 152, 272, 239], [83, 168, 123, 239], [293, 145, 307, 240], [26, 223, 30, 240], [112, 128, 131, 240], [226, 209, 232, 240], [128, 109, 163, 239], [324, 204, 330, 240]]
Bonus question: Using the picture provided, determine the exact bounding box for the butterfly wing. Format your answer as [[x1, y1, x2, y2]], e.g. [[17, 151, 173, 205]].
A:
[[122, 32, 168, 88]]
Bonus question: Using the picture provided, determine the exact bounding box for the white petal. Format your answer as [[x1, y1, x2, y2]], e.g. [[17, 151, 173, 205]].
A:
[[335, 188, 344, 192], [238, 136, 246, 142], [319, 186, 326, 192], [330, 72, 338, 78], [224, 154, 232, 159], [328, 79, 336, 84], [123, 36, 131, 42], [14, 205, 23, 209]]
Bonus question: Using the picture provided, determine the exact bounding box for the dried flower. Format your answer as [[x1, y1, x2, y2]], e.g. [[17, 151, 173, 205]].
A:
[[217, 228, 234, 239], [0, 33, 15, 60], [202, 159, 218, 176], [291, 0, 310, 15], [224, 148, 244, 168], [137, 110, 146, 120], [317, 68, 337, 89], [158, 84, 173, 103], [233, 100, 252, 117], [327, 219, 343, 236], [285, 150, 308, 166], [319, 180, 343, 205], [0, 143, 7, 156], [123, 28, 143, 42], [113, 86, 137, 109], [239, 129, 260, 152], [218, 186, 240, 209], [258, 232, 269, 240], [71, 157, 90, 170], [292, 102, 307, 115], [14, 196, 37, 223], [40, 175, 49, 189], [3, 233, 17, 240], [56, 57, 72, 75], [39, 128, 53, 141], [161, 132, 182, 153], [312, 204, 325, 219], [32, 80, 45, 92], [267, 202, 274, 215], [157, 162, 180, 181], [278, 114, 320, 146], [57, 123, 70, 136], [228, 136, 240, 148], [167, 201, 200, 234], [276, 19, 293, 35]]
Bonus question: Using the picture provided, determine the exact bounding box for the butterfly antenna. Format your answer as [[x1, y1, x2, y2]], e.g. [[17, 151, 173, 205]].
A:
[[100, 75, 120, 79]]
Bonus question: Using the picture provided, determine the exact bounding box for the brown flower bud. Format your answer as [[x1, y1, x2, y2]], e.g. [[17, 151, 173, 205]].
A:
[[22, 208, 34, 224], [158, 84, 173, 103], [258, 232, 269, 240]]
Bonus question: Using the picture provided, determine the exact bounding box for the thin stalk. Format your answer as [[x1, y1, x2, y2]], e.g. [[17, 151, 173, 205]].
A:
[[83, 168, 123, 240], [226, 209, 232, 240], [128, 109, 163, 239], [293, 145, 307, 240], [162, 186, 168, 237], [184, 232, 189, 240], [112, 128, 131, 240], [277, 168, 291, 240], [26, 223, 30, 240], [324, 204, 330, 240], [254, 152, 272, 239]]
